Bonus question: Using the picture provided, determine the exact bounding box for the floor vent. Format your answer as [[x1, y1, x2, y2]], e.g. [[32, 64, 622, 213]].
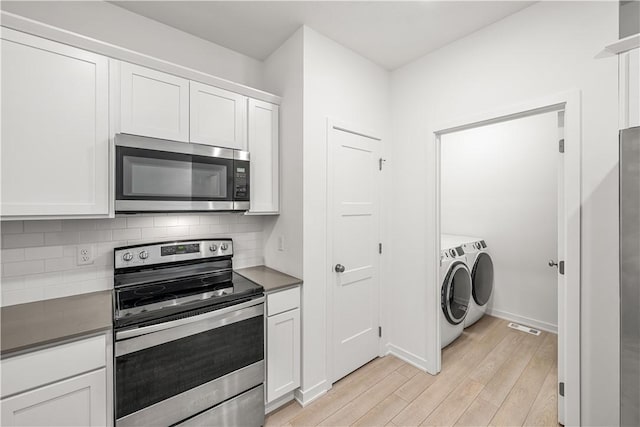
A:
[[508, 322, 541, 336]]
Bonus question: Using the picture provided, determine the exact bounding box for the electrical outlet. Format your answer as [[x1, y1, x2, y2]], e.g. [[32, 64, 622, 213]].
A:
[[77, 245, 95, 266], [278, 236, 285, 251]]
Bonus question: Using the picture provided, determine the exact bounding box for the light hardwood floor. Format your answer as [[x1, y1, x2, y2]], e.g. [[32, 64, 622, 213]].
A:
[[265, 316, 558, 427]]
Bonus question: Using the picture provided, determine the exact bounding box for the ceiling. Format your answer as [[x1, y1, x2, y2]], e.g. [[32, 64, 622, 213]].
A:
[[112, 1, 534, 70]]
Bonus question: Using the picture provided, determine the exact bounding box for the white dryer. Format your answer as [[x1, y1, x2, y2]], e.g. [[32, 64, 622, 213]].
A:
[[439, 241, 472, 348], [444, 234, 494, 328], [460, 237, 494, 327]]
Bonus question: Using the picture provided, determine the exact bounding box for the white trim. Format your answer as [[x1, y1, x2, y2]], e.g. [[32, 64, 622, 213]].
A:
[[603, 33, 640, 56], [431, 89, 581, 426], [326, 118, 336, 389], [434, 93, 569, 135], [0, 11, 281, 105], [293, 380, 329, 407], [265, 391, 296, 415], [485, 308, 558, 334], [431, 134, 442, 376], [386, 344, 429, 372]]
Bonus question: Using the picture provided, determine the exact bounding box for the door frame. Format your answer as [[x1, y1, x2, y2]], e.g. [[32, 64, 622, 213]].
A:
[[326, 118, 383, 385], [430, 90, 581, 426]]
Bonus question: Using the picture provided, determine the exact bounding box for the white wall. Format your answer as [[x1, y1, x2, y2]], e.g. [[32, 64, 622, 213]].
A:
[[0, 214, 265, 306], [300, 26, 390, 402], [441, 112, 559, 332], [262, 28, 304, 279], [390, 2, 619, 424], [0, 1, 264, 89]]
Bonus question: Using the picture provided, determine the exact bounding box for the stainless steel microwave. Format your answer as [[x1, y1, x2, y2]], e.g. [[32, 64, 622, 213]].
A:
[[115, 134, 249, 213]]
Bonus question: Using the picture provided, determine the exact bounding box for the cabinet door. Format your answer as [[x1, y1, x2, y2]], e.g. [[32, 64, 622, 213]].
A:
[[1, 28, 110, 217], [266, 308, 300, 403], [1, 369, 107, 427], [190, 81, 247, 150], [120, 62, 190, 142], [248, 99, 280, 213]]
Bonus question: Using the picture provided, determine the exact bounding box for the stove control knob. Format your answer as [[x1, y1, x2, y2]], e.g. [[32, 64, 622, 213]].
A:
[[209, 244, 218, 252], [122, 252, 133, 262], [139, 251, 149, 260], [221, 243, 229, 251]]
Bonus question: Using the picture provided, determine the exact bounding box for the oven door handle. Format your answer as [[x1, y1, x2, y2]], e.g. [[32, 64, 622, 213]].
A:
[[115, 297, 264, 356]]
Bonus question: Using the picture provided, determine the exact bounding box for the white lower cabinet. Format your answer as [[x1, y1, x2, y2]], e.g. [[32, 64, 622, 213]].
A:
[[1, 369, 107, 427], [0, 334, 109, 427], [266, 287, 301, 404]]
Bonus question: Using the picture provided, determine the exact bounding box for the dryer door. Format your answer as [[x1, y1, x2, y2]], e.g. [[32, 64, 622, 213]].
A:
[[472, 252, 494, 306], [441, 262, 472, 325]]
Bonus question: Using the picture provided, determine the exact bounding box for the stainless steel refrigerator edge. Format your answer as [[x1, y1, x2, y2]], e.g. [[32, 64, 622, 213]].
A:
[[620, 126, 640, 426]]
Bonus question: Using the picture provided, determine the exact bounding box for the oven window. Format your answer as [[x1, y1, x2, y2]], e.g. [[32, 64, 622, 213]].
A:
[[115, 315, 263, 419], [117, 147, 233, 201]]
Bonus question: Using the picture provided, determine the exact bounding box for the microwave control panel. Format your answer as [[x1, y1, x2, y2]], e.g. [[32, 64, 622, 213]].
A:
[[234, 161, 249, 201]]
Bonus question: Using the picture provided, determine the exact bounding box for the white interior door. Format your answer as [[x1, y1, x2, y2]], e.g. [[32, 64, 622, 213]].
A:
[[557, 111, 566, 425], [329, 123, 381, 383]]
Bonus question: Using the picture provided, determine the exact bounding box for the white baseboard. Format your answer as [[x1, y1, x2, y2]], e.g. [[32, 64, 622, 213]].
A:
[[486, 308, 558, 334], [293, 379, 329, 407], [386, 343, 430, 372], [266, 391, 296, 415]]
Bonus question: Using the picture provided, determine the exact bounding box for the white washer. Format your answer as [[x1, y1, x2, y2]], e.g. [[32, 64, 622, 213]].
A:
[[442, 234, 494, 328], [439, 241, 472, 348]]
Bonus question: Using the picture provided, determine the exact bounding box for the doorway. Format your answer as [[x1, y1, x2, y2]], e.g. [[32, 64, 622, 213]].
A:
[[327, 121, 382, 383], [431, 91, 582, 426]]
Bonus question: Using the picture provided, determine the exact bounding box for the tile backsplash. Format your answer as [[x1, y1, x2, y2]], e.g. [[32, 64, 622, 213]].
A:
[[0, 213, 265, 306]]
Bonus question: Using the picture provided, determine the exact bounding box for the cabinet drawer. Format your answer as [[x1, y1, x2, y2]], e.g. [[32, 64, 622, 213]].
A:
[[1, 368, 107, 427], [267, 287, 300, 317], [1, 334, 106, 398]]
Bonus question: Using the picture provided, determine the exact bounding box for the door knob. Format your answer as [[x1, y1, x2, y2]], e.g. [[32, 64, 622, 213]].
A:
[[548, 259, 558, 268], [335, 264, 346, 273]]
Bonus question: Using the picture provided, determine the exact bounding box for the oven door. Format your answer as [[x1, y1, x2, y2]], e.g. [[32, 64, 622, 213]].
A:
[[115, 133, 247, 212], [114, 297, 264, 427]]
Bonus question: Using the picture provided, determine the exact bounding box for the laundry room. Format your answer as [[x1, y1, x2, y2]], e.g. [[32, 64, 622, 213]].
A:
[[440, 111, 561, 336]]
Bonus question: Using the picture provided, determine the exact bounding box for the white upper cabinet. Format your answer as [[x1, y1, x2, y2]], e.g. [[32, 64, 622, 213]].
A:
[[120, 62, 190, 142], [190, 81, 248, 150], [248, 99, 280, 213], [1, 28, 110, 218]]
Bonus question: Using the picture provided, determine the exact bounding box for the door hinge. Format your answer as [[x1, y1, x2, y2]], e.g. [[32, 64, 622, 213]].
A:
[[559, 261, 565, 275], [379, 158, 386, 171], [379, 243, 383, 254], [559, 382, 565, 397], [378, 326, 382, 338], [559, 139, 565, 153]]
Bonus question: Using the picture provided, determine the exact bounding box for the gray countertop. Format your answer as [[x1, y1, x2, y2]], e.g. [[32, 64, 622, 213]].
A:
[[1, 290, 112, 356], [235, 266, 302, 292]]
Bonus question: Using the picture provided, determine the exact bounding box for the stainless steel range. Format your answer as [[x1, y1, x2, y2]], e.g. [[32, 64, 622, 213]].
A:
[[112, 239, 264, 427]]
